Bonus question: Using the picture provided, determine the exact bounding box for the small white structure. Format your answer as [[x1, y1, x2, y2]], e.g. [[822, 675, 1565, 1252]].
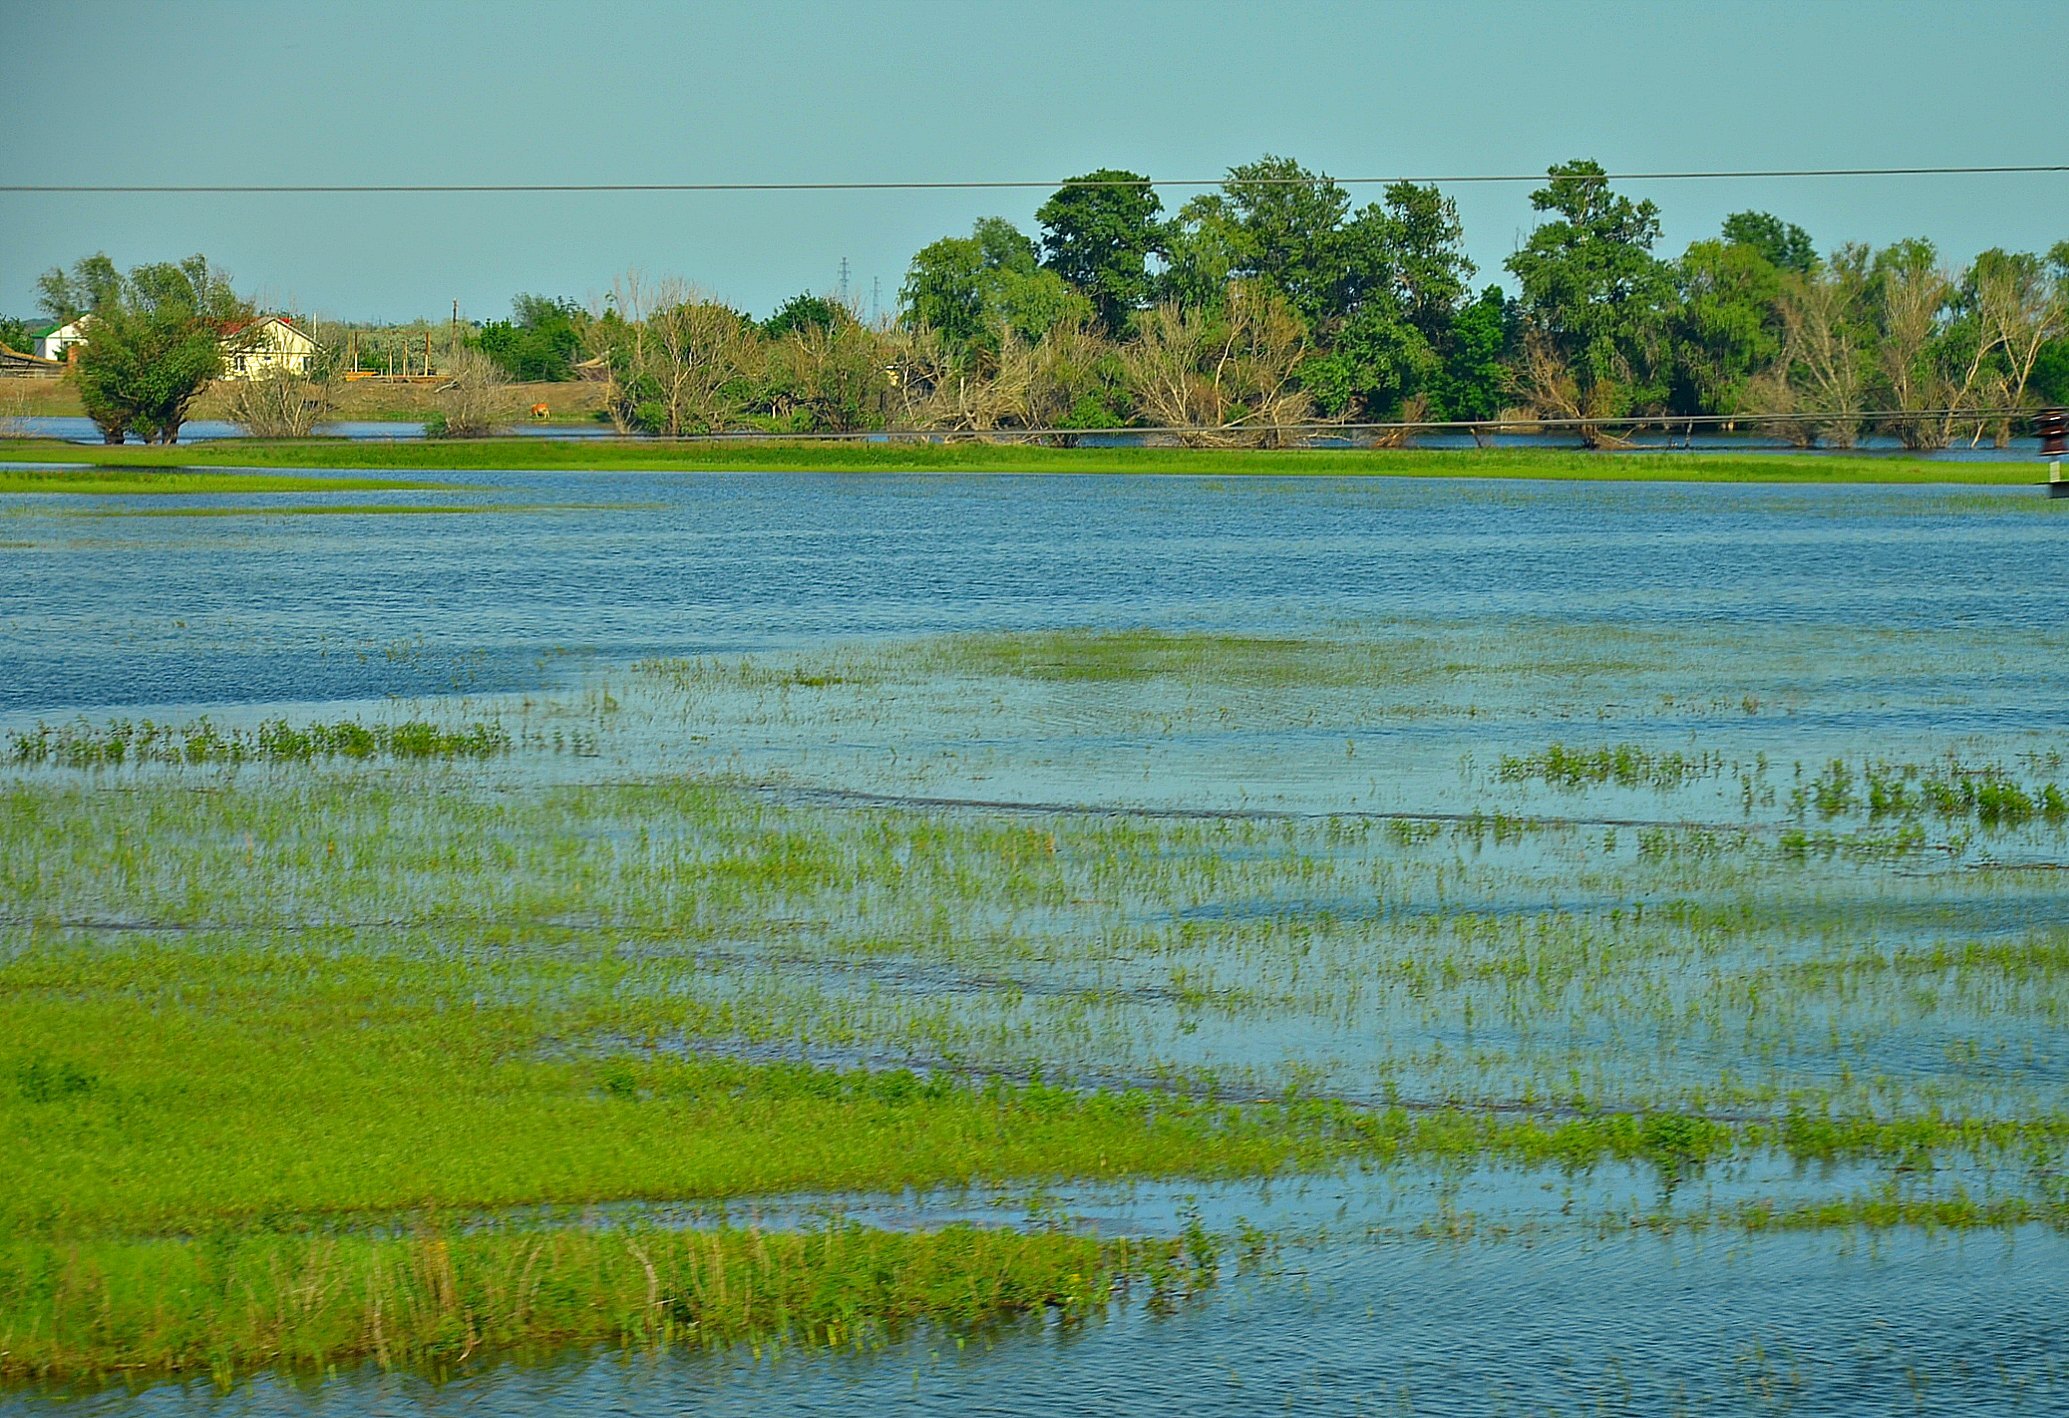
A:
[[35, 319, 89, 362], [220, 316, 319, 380]]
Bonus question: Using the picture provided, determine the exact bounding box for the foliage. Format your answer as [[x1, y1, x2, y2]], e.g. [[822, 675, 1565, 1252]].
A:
[[1721, 211, 1816, 275], [1121, 282, 1313, 444], [762, 292, 841, 339], [45, 253, 251, 444], [590, 276, 759, 435], [899, 218, 1087, 357], [1035, 169, 1165, 335], [1505, 161, 1674, 428], [474, 293, 584, 382]]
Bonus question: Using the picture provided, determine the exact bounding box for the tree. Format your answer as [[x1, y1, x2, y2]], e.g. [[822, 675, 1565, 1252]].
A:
[[1749, 244, 1874, 446], [1962, 244, 2069, 439], [1505, 160, 1675, 432], [1669, 238, 1785, 415], [589, 274, 757, 435], [762, 293, 841, 340], [1034, 169, 1165, 335], [1345, 182, 1475, 345], [430, 348, 513, 438], [475, 294, 583, 382], [1303, 181, 1475, 421], [759, 309, 891, 433], [35, 253, 121, 325], [1121, 282, 1313, 445], [42, 253, 250, 444], [900, 218, 1088, 355], [1428, 286, 1512, 422], [1213, 155, 1355, 327], [1721, 211, 1816, 275]]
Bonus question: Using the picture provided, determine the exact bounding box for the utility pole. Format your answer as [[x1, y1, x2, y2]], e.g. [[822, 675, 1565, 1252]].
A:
[[451, 299, 460, 362]]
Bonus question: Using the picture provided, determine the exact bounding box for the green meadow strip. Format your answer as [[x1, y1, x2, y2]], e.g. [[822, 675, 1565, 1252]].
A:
[[0, 438, 2045, 484]]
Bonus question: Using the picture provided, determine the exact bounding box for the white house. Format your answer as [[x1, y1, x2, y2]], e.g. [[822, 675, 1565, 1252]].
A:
[[31, 314, 320, 379], [34, 319, 89, 362], [219, 316, 320, 380]]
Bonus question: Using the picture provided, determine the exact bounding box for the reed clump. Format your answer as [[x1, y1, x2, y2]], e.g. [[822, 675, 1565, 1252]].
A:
[[0, 1224, 1188, 1384]]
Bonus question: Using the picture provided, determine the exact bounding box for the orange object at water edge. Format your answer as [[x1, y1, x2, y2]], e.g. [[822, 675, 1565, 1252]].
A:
[[530, 403, 550, 419]]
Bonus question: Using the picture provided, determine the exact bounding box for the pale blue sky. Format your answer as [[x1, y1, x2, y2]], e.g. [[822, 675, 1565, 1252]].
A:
[[2, 0, 2063, 324]]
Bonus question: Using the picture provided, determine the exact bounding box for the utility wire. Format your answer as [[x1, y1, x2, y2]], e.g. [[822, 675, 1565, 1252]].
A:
[[4, 165, 2065, 195]]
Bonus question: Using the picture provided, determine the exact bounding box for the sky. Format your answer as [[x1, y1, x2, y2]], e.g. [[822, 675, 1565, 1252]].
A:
[[2, 0, 2064, 326]]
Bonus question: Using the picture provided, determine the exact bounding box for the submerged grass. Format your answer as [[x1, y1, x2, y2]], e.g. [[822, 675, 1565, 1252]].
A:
[[0, 1224, 1189, 1385], [0, 438, 2045, 484], [8, 716, 510, 767], [6, 620, 2068, 1386], [0, 468, 444, 495]]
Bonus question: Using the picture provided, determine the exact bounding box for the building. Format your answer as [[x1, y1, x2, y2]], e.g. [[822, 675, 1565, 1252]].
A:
[[219, 316, 320, 380], [34, 319, 89, 362], [28, 314, 321, 379]]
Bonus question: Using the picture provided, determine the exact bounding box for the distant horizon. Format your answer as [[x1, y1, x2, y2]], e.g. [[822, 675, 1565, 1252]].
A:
[[4, 0, 2065, 324]]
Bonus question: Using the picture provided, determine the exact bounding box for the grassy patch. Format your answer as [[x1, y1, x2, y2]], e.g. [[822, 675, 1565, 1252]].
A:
[[0, 468, 445, 495], [0, 437, 2047, 484], [0, 1224, 1187, 1384]]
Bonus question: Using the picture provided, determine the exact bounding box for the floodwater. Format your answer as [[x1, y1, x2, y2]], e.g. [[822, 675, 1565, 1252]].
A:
[[3, 470, 2066, 1413]]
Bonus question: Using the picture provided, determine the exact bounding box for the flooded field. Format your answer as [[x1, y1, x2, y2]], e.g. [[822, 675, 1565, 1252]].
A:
[[2, 472, 2065, 1412]]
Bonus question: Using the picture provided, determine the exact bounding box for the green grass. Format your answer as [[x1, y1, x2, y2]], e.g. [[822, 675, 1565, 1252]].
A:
[[0, 467, 446, 495], [1, 1224, 1189, 1384], [7, 629, 2069, 1385], [0, 437, 2051, 484]]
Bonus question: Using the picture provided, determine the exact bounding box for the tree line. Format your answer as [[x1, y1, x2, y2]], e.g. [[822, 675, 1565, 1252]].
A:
[[23, 158, 2069, 445]]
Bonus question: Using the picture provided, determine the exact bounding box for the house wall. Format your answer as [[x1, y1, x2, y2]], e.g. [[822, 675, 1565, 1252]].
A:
[[36, 323, 86, 362], [222, 321, 318, 380]]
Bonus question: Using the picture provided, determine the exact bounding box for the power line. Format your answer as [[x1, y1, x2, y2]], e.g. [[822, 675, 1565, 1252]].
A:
[[2, 164, 2064, 195]]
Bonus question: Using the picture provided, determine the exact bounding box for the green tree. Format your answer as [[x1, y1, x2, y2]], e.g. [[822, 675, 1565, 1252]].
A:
[[1213, 155, 1355, 326], [900, 218, 1087, 355], [1307, 182, 1477, 421], [762, 293, 841, 340], [1333, 182, 1476, 344], [475, 294, 583, 382], [43, 254, 250, 444], [34, 253, 121, 325], [1428, 286, 1513, 421], [1505, 160, 1675, 422], [1669, 238, 1785, 414], [1034, 169, 1165, 335], [1721, 211, 1816, 275]]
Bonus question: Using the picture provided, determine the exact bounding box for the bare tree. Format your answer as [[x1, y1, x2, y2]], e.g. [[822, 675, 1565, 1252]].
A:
[[1506, 329, 1633, 448], [1121, 283, 1312, 446], [222, 369, 334, 438], [1752, 249, 1873, 448], [1968, 246, 2069, 444], [432, 349, 513, 438], [590, 274, 755, 436]]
